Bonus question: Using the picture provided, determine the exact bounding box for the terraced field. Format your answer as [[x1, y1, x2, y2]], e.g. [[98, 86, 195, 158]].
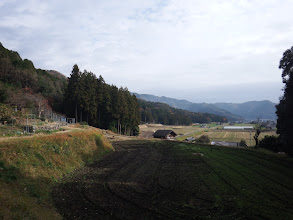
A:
[[53, 140, 293, 219]]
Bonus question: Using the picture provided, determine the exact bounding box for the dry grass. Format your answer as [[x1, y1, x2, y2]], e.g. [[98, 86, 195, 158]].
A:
[[202, 130, 277, 146], [0, 126, 113, 219]]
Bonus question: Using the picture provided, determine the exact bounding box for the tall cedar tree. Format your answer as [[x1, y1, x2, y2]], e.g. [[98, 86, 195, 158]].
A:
[[65, 64, 81, 121], [276, 46, 293, 154]]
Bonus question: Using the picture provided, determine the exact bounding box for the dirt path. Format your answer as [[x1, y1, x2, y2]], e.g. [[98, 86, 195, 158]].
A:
[[0, 125, 81, 142], [52, 140, 214, 219]]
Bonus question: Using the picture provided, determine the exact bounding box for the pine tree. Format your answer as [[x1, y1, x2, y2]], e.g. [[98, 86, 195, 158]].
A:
[[78, 70, 97, 124], [99, 83, 112, 128]]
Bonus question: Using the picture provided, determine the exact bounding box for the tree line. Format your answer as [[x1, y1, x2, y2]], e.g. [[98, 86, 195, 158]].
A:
[[139, 99, 227, 125], [64, 64, 140, 135]]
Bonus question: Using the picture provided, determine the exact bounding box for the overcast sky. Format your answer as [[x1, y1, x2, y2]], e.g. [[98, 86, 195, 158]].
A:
[[1, 0, 292, 103]]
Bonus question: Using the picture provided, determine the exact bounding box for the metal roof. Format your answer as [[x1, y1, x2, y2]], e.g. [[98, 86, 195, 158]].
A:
[[224, 126, 253, 130]]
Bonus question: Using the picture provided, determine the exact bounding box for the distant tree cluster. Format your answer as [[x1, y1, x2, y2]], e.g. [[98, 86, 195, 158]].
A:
[[276, 46, 293, 154], [139, 99, 227, 125], [64, 64, 140, 135], [196, 135, 210, 144]]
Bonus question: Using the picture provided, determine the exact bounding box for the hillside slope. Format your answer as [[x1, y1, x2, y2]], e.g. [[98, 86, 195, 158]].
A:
[[0, 42, 67, 112], [214, 100, 277, 120]]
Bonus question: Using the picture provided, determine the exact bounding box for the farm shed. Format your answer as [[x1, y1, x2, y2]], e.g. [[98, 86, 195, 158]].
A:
[[211, 141, 240, 147], [224, 126, 253, 130], [153, 130, 177, 139]]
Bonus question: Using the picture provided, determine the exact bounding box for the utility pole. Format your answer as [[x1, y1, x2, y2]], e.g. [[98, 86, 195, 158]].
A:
[[26, 114, 29, 133]]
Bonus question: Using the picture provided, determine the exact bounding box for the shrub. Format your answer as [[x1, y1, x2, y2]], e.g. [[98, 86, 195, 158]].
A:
[[95, 134, 103, 146], [132, 126, 139, 136], [239, 139, 247, 147], [196, 135, 210, 144], [258, 135, 281, 152]]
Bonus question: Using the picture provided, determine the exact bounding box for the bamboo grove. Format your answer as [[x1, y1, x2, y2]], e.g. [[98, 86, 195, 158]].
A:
[[64, 64, 140, 135]]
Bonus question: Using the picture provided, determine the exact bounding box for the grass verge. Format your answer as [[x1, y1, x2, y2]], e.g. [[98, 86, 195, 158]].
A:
[[0, 127, 113, 219]]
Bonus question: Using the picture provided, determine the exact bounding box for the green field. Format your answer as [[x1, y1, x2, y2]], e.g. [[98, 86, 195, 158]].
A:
[[171, 142, 293, 219]]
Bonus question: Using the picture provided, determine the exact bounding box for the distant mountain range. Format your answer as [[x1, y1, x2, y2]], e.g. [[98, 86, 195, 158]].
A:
[[134, 93, 277, 121]]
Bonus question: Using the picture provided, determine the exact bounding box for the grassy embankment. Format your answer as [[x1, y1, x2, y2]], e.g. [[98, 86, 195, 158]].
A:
[[0, 126, 113, 219]]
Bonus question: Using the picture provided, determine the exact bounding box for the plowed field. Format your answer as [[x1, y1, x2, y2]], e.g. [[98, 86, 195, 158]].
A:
[[53, 140, 293, 219]]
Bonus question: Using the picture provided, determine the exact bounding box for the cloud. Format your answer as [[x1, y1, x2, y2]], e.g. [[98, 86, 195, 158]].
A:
[[0, 0, 291, 102]]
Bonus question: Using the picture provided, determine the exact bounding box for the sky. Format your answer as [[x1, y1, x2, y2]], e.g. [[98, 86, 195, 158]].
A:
[[0, 0, 292, 103]]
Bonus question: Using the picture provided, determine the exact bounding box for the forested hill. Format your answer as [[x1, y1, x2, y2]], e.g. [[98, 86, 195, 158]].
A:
[[0, 43, 140, 135], [213, 101, 277, 120], [135, 93, 243, 121], [0, 42, 67, 112], [135, 93, 277, 120], [139, 99, 227, 125]]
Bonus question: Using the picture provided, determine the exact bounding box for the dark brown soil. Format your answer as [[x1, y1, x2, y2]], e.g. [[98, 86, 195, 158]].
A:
[[52, 140, 219, 219]]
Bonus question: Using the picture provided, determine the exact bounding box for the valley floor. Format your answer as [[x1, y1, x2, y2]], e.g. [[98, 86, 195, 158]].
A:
[[139, 124, 277, 146]]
